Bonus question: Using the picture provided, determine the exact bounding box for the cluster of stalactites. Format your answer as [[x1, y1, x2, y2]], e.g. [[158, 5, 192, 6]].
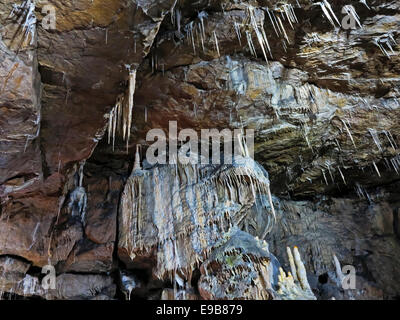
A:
[[314, 0, 341, 28], [180, 2, 301, 60], [107, 69, 137, 152], [314, 1, 398, 59], [265, 3, 299, 49], [119, 154, 276, 281], [8, 0, 36, 45], [315, 0, 365, 29], [374, 33, 398, 59], [235, 3, 300, 59]]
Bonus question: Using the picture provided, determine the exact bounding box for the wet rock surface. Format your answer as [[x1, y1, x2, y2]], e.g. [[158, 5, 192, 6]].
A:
[[0, 0, 400, 299]]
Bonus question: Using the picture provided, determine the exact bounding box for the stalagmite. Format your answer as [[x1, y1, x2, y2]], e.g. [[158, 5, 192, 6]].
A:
[[287, 247, 298, 281], [133, 145, 141, 172], [276, 246, 316, 300], [293, 246, 312, 292]]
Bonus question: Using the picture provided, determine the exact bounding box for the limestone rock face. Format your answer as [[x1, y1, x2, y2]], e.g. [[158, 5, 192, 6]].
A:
[[1, 0, 400, 300]]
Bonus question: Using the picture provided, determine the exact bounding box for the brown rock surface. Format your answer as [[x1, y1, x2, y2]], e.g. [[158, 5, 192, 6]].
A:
[[1, 0, 400, 300]]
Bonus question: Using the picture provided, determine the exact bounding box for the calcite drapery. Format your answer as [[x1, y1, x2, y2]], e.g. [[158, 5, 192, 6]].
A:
[[118, 155, 276, 280]]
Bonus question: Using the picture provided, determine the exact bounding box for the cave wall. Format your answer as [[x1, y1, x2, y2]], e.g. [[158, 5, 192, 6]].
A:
[[0, 0, 400, 299]]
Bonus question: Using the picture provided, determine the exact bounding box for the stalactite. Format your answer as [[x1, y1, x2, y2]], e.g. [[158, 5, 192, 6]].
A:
[[374, 33, 397, 58], [233, 21, 242, 45], [186, 22, 196, 54], [342, 119, 357, 148], [277, 16, 290, 44], [246, 31, 257, 57], [384, 130, 398, 150], [315, 0, 341, 28], [372, 161, 381, 177], [106, 68, 136, 153], [355, 182, 372, 202], [368, 128, 383, 152], [360, 0, 370, 10], [281, 4, 298, 29], [213, 31, 220, 57], [198, 11, 207, 41], [266, 8, 279, 37], [324, 160, 335, 184], [338, 167, 347, 185], [126, 69, 137, 151], [247, 6, 270, 62], [107, 94, 123, 151]]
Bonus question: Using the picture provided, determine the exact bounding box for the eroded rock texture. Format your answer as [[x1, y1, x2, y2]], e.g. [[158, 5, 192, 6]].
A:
[[1, 0, 400, 300]]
